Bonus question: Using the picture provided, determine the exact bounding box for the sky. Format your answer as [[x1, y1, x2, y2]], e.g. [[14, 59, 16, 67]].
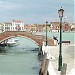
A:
[[0, 0, 74, 24]]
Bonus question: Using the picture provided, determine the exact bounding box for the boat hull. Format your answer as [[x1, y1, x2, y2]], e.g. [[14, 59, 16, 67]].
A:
[[7, 39, 19, 47]]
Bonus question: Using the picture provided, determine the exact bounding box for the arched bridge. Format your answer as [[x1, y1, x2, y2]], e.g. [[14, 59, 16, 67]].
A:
[[0, 31, 54, 46]]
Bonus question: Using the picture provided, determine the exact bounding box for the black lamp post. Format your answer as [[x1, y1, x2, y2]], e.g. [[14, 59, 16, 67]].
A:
[[58, 7, 64, 71], [46, 21, 48, 46]]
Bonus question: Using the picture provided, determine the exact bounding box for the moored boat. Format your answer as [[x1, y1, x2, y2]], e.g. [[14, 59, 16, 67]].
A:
[[7, 39, 19, 47]]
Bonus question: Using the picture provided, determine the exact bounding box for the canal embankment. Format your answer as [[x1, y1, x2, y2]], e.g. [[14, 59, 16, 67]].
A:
[[39, 44, 75, 75]]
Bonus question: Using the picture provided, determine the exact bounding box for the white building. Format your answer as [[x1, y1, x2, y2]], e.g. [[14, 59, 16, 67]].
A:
[[2, 22, 12, 32], [71, 23, 75, 31], [0, 23, 3, 34], [12, 20, 24, 31], [2, 20, 24, 32], [71, 23, 75, 29]]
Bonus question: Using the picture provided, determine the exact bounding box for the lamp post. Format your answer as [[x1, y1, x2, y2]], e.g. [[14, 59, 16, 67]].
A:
[[46, 21, 48, 46], [58, 7, 64, 71]]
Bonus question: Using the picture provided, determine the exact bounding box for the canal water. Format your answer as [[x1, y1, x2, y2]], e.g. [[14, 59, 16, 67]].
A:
[[0, 37, 40, 75], [35, 32, 75, 44], [0, 32, 75, 75]]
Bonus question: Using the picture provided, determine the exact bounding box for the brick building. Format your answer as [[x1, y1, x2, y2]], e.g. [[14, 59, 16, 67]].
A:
[[50, 22, 71, 32], [24, 22, 71, 32]]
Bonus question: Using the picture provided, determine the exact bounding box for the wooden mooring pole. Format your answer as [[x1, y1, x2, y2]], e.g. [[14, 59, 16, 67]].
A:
[[43, 59, 49, 75], [39, 52, 49, 75], [39, 53, 47, 75]]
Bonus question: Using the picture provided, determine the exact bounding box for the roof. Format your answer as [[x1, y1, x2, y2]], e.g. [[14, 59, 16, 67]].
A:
[[51, 22, 60, 26], [3, 22, 12, 24], [51, 22, 60, 24], [72, 23, 75, 25], [12, 20, 23, 23]]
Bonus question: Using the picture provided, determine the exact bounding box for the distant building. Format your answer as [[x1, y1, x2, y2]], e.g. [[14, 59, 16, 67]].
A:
[[50, 22, 60, 32], [29, 24, 38, 32], [12, 20, 24, 31], [0, 23, 3, 34], [71, 23, 75, 31], [63, 16, 71, 32], [2, 22, 12, 32], [20, 21, 72, 32], [24, 24, 38, 32], [24, 24, 31, 31], [50, 22, 71, 32], [37, 24, 44, 32], [2, 20, 24, 32], [24, 24, 48, 32], [62, 22, 71, 32]]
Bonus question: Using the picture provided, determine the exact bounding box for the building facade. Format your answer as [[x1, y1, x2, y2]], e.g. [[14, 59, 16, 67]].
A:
[[71, 23, 75, 31], [2, 20, 24, 32], [62, 23, 71, 32], [12, 20, 24, 31], [2, 20, 71, 32], [24, 24, 50, 32], [24, 24, 38, 32], [50, 22, 71, 32], [50, 22, 60, 32], [2, 22, 12, 32], [0, 23, 3, 34]]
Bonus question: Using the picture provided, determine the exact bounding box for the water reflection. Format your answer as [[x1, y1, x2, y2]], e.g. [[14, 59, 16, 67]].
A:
[[0, 37, 40, 75], [0, 47, 7, 53]]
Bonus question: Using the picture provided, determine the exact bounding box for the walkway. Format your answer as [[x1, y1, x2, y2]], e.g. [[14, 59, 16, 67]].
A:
[[44, 45, 75, 75]]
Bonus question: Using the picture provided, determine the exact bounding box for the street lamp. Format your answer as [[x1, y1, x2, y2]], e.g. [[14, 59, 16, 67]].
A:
[[46, 21, 48, 46], [58, 7, 64, 71]]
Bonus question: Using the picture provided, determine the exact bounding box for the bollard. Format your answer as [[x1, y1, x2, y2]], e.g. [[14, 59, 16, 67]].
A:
[[38, 46, 43, 60], [60, 63, 67, 75]]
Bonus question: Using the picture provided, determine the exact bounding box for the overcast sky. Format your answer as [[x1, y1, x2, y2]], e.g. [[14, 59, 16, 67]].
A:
[[0, 0, 74, 24]]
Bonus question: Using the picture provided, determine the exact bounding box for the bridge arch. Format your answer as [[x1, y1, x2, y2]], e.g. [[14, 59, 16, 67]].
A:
[[0, 36, 16, 43], [17, 35, 39, 46], [0, 35, 39, 46], [0, 31, 54, 46]]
